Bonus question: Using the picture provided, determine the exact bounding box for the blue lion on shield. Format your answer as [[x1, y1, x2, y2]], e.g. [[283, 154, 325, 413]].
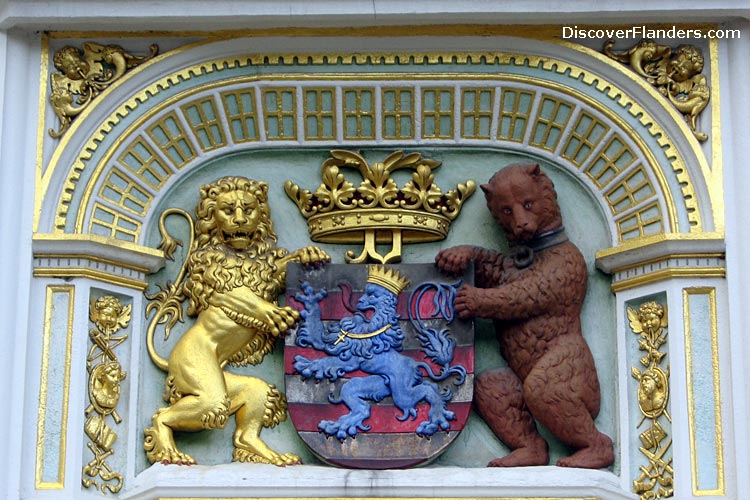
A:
[[292, 265, 466, 439]]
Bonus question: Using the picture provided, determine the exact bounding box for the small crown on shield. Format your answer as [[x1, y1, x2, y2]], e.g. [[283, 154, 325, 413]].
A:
[[367, 265, 410, 296], [284, 150, 476, 264]]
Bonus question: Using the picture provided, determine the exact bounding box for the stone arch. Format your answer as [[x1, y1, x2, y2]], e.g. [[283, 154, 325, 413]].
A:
[[35, 36, 715, 253]]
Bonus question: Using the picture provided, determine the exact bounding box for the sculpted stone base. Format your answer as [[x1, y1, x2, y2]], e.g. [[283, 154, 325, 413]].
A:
[[129, 463, 632, 499]]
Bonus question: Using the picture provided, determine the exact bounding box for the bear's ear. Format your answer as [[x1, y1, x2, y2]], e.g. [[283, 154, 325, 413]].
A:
[[480, 183, 492, 197], [528, 164, 541, 176]]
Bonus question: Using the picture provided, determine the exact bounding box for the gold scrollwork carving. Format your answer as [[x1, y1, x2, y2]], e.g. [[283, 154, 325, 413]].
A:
[[285, 150, 476, 263], [82, 296, 131, 494], [628, 301, 674, 499], [49, 42, 158, 138], [604, 39, 710, 142]]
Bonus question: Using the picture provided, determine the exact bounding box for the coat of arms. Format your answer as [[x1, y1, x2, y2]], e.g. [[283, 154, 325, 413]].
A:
[[283, 151, 476, 468], [284, 263, 473, 468]]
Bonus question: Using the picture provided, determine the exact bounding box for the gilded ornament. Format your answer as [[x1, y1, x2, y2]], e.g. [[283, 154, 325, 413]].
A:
[[143, 176, 329, 466], [82, 296, 131, 494], [628, 301, 674, 499], [285, 150, 476, 263], [604, 39, 710, 142], [49, 42, 158, 138]]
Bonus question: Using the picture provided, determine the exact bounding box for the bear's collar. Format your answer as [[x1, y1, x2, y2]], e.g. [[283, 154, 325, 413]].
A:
[[510, 226, 568, 269]]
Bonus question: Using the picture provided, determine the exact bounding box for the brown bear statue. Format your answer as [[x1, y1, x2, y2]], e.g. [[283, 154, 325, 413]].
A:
[[436, 163, 614, 469]]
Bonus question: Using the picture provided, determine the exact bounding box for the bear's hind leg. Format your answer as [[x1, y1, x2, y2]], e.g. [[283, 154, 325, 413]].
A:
[[474, 368, 548, 467], [523, 339, 614, 469]]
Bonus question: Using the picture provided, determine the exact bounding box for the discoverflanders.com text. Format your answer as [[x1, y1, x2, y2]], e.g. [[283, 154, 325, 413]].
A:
[[562, 25, 740, 40]]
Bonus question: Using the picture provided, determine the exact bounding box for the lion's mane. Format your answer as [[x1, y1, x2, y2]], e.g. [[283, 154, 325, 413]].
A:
[[180, 177, 289, 367], [323, 292, 405, 360], [194, 176, 278, 257], [183, 176, 289, 316]]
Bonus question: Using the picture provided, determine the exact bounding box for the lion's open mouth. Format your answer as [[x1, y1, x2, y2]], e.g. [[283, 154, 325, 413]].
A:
[[222, 230, 253, 248]]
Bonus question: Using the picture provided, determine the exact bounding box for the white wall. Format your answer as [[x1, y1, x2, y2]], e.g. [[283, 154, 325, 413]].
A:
[[1, 2, 749, 500]]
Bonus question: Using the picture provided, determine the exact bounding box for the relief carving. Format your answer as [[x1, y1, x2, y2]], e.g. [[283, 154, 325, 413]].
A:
[[144, 176, 329, 466], [436, 163, 614, 468]]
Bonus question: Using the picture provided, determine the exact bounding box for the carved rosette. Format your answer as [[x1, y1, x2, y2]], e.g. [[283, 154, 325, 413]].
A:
[[49, 42, 158, 138], [604, 39, 710, 142], [82, 296, 131, 494], [628, 301, 673, 499]]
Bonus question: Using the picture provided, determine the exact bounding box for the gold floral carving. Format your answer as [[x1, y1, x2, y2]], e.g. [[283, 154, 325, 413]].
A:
[[49, 42, 158, 138], [628, 301, 673, 499], [604, 39, 710, 142], [285, 150, 476, 263], [82, 296, 131, 494]]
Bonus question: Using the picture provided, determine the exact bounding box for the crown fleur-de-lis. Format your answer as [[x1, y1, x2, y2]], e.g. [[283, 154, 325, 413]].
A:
[[285, 150, 476, 264]]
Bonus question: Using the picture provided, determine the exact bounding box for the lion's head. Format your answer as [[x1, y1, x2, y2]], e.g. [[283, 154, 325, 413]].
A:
[[183, 176, 287, 316], [325, 283, 404, 359], [194, 176, 278, 257], [481, 163, 562, 243]]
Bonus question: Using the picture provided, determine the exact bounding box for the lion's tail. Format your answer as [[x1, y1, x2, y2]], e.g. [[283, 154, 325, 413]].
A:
[[146, 312, 169, 372], [144, 208, 197, 373]]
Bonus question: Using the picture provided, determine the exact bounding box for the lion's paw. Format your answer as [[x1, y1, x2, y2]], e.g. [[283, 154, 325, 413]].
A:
[[144, 427, 196, 465], [416, 410, 454, 436], [319, 415, 370, 440], [266, 305, 299, 336], [293, 246, 331, 267], [233, 447, 301, 466]]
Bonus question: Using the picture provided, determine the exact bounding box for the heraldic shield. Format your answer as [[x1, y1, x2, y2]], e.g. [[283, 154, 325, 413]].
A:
[[284, 263, 474, 469]]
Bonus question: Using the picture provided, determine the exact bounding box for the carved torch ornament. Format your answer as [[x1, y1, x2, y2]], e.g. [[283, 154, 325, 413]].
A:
[[628, 301, 673, 499], [49, 42, 158, 138], [285, 150, 476, 264], [82, 296, 131, 494], [604, 39, 710, 142]]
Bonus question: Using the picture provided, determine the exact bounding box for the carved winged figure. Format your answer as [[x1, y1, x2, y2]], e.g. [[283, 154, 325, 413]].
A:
[[144, 176, 329, 466]]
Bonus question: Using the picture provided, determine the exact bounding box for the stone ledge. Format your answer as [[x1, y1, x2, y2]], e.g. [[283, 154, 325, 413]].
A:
[[124, 463, 633, 500]]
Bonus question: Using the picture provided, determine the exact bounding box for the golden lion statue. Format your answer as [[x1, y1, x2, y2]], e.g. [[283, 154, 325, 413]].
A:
[[144, 176, 329, 466]]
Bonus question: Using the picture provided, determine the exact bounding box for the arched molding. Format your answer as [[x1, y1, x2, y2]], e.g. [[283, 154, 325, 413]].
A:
[[34, 35, 719, 252]]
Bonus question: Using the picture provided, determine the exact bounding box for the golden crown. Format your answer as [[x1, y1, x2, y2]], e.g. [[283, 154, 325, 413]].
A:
[[367, 265, 410, 295], [285, 150, 476, 263]]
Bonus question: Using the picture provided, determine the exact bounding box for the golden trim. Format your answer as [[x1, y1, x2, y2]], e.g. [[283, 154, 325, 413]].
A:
[[683, 287, 725, 496], [33, 268, 147, 291], [34, 33, 50, 231], [33, 232, 164, 258], [561, 40, 716, 232], [67, 71, 684, 242], [628, 300, 672, 498], [595, 232, 724, 260], [34, 253, 150, 275], [708, 37, 724, 233], [610, 253, 725, 275], [36, 26, 722, 237], [35, 285, 74, 490], [82, 295, 130, 493], [611, 267, 726, 293]]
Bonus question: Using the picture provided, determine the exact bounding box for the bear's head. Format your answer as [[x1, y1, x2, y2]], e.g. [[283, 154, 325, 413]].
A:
[[481, 163, 563, 243]]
